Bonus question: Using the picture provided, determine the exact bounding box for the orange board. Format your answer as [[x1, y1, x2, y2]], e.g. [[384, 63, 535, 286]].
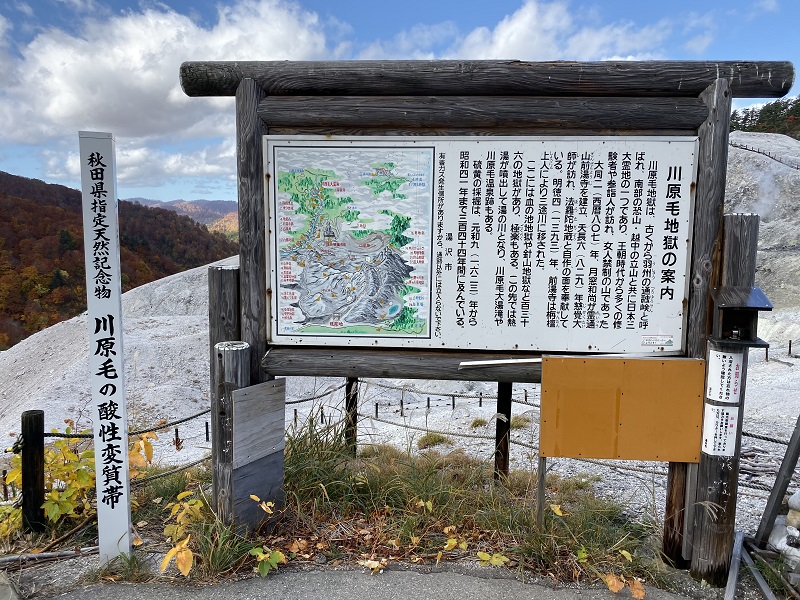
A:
[[540, 357, 705, 462]]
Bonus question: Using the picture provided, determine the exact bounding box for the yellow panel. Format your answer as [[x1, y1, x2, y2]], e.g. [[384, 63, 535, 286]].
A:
[[540, 357, 705, 462]]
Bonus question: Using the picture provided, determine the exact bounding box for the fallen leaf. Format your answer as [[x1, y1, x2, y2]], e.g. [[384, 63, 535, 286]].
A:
[[629, 579, 646, 599], [444, 538, 458, 551], [549, 504, 563, 516], [602, 573, 625, 594], [620, 549, 633, 562]]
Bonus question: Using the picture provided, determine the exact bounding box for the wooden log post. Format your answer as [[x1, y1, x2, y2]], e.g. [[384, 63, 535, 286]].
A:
[[690, 213, 760, 586], [180, 60, 795, 99], [663, 77, 731, 567], [345, 377, 359, 455], [213, 341, 251, 524], [236, 78, 268, 385], [21, 410, 45, 532], [209, 264, 241, 453], [494, 381, 513, 480]]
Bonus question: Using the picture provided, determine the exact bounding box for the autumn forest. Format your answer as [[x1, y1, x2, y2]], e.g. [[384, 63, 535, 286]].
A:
[[0, 171, 238, 350]]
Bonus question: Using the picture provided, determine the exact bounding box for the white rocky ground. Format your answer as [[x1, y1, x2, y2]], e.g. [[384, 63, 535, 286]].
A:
[[1, 132, 799, 541]]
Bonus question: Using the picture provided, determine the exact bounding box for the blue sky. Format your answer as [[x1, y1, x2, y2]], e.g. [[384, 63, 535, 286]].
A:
[[0, 0, 796, 202]]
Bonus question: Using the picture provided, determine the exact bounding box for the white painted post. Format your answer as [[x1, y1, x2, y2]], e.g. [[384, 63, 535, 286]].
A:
[[79, 131, 132, 564]]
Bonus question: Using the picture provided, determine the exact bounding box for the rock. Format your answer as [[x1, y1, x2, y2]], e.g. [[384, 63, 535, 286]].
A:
[[0, 572, 20, 600], [787, 509, 800, 528], [769, 516, 800, 570], [789, 490, 800, 511]]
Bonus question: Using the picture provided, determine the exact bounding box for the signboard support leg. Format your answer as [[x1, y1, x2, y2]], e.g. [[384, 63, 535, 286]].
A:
[[690, 213, 760, 586], [494, 382, 512, 480], [236, 78, 267, 385]]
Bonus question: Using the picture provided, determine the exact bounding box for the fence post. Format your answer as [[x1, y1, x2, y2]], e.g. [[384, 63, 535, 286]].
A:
[[345, 377, 359, 455], [213, 341, 251, 524], [209, 264, 241, 403], [494, 382, 513, 480], [21, 410, 45, 532], [690, 213, 760, 586]]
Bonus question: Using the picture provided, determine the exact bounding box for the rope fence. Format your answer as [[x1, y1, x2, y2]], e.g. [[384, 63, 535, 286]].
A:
[[729, 141, 800, 171], [8, 376, 791, 524]]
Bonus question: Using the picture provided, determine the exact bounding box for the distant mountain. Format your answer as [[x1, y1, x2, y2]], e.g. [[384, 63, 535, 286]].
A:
[[127, 198, 237, 225], [0, 172, 238, 349], [127, 197, 239, 242]]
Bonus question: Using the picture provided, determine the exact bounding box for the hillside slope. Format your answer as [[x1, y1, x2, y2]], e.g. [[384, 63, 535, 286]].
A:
[[726, 131, 800, 322], [0, 172, 238, 349]]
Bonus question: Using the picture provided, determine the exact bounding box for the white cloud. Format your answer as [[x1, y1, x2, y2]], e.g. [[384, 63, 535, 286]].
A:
[[48, 137, 237, 188], [357, 22, 459, 59], [684, 32, 713, 54], [14, 2, 34, 18], [446, 1, 573, 60], [0, 0, 338, 188], [444, 1, 669, 61], [756, 0, 779, 12]]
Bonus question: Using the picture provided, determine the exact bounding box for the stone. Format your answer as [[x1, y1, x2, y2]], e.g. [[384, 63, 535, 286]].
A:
[[0, 572, 20, 600], [787, 509, 800, 528]]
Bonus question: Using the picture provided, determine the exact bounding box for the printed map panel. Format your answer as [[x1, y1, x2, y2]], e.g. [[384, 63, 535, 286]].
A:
[[269, 143, 433, 340]]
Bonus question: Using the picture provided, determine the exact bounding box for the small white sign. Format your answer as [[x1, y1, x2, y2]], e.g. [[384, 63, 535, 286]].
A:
[[706, 350, 744, 404], [701, 403, 739, 457], [79, 131, 132, 564]]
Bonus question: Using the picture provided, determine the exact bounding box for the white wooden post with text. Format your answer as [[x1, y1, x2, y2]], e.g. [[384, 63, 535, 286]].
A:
[[79, 131, 132, 564]]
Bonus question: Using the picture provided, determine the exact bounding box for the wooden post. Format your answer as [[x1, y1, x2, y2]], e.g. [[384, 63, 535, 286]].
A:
[[345, 377, 358, 455], [21, 410, 45, 532], [663, 77, 731, 567], [691, 213, 760, 586], [209, 264, 241, 399], [213, 341, 251, 524], [236, 78, 268, 385], [494, 382, 512, 480]]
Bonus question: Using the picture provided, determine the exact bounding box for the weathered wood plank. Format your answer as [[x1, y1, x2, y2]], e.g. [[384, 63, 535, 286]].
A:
[[232, 380, 286, 469], [181, 60, 794, 98], [662, 78, 732, 566], [213, 341, 250, 524], [267, 126, 698, 137], [263, 347, 543, 382], [257, 96, 709, 130], [232, 450, 284, 533], [236, 79, 268, 384], [686, 78, 732, 358]]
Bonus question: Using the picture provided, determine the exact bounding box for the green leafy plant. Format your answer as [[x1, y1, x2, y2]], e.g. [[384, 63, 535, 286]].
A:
[[249, 546, 285, 576]]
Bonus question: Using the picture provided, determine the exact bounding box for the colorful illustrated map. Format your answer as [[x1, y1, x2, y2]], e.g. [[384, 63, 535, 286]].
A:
[[271, 145, 433, 338]]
